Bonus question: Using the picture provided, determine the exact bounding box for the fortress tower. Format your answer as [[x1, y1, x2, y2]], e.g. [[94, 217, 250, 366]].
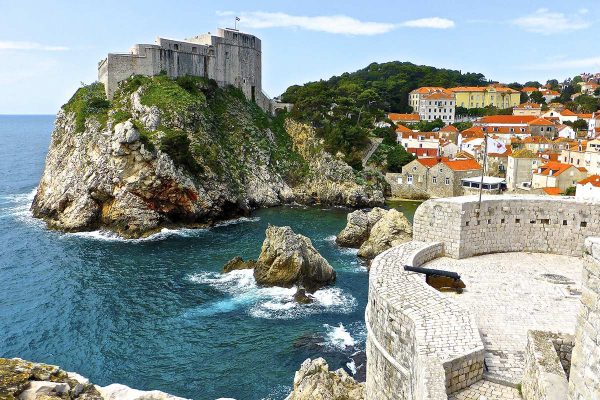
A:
[[98, 28, 271, 112]]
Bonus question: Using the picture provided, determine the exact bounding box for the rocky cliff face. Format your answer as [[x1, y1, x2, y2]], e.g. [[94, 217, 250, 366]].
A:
[[0, 358, 186, 400], [32, 77, 384, 238], [287, 358, 365, 400]]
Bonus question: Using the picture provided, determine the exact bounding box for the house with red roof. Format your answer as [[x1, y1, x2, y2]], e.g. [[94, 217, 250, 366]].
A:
[[532, 161, 587, 193], [408, 87, 456, 124], [576, 174, 600, 201], [386, 157, 481, 199], [388, 113, 420, 124], [513, 102, 542, 117]]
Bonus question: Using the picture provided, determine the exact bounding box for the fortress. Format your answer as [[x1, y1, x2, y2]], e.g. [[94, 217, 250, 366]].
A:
[[366, 195, 600, 399], [98, 28, 285, 113]]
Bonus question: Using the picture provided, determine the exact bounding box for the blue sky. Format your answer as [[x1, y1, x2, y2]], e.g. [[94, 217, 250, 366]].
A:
[[1, 0, 599, 114]]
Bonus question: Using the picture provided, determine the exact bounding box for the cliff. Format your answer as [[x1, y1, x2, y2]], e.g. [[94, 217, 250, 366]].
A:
[[32, 76, 384, 238]]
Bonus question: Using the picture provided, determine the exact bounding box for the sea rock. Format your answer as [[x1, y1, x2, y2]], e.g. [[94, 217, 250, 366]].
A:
[[254, 225, 336, 292], [293, 288, 314, 304], [357, 209, 412, 259], [222, 256, 257, 273], [336, 207, 387, 248], [0, 358, 186, 400], [287, 358, 365, 400]]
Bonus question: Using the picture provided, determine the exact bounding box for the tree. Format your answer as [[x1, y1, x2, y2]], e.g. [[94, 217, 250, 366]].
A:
[[595, 87, 600, 96], [546, 79, 559, 90], [565, 119, 588, 131], [524, 81, 541, 88], [452, 121, 473, 131], [387, 145, 415, 172], [574, 95, 600, 113], [530, 91, 546, 105], [520, 92, 529, 103]]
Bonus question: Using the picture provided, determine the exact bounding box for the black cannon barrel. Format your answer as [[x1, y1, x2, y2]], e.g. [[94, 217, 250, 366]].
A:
[[403, 265, 461, 280]]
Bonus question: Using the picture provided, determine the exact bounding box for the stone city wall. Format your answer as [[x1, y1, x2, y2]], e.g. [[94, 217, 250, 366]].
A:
[[366, 241, 484, 400], [413, 195, 600, 258], [569, 237, 600, 399], [521, 331, 572, 400]]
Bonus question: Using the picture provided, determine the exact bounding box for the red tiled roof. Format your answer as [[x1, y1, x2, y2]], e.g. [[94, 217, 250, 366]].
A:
[[389, 113, 420, 122], [542, 187, 561, 196], [536, 161, 585, 177], [521, 87, 539, 92], [395, 124, 413, 133], [560, 109, 577, 116], [578, 175, 600, 187], [578, 114, 593, 119], [450, 85, 518, 93], [514, 102, 541, 109], [528, 117, 556, 126], [398, 131, 439, 139], [443, 159, 481, 171], [440, 125, 459, 132], [417, 157, 449, 168], [423, 92, 454, 100], [478, 115, 538, 124], [410, 87, 450, 94]]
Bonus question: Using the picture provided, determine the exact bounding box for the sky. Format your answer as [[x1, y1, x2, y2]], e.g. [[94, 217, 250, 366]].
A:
[[1, 0, 599, 114]]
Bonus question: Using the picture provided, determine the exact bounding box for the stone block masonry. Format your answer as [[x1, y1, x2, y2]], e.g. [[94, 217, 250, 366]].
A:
[[569, 237, 600, 400], [98, 28, 272, 113], [413, 195, 600, 259], [366, 241, 484, 400]]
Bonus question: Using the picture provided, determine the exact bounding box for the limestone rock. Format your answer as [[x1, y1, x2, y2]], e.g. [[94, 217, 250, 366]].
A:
[[255, 225, 336, 292], [293, 288, 314, 304], [97, 384, 186, 400], [336, 207, 387, 248], [222, 256, 258, 273], [288, 358, 365, 400], [357, 209, 412, 259], [0, 358, 185, 400]]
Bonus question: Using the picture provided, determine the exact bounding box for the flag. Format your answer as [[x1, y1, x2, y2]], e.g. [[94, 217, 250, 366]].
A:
[[236, 16, 240, 21]]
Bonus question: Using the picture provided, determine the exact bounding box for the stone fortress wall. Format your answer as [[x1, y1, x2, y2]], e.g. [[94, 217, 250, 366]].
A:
[[413, 195, 600, 258], [98, 28, 271, 112], [366, 242, 484, 400], [366, 195, 600, 399]]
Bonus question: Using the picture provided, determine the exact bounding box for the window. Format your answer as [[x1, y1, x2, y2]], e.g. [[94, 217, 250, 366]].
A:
[[407, 175, 413, 184], [432, 176, 437, 183], [173, 44, 179, 50], [445, 177, 450, 185]]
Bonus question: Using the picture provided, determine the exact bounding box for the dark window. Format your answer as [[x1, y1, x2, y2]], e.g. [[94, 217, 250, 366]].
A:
[[516, 218, 521, 223], [173, 44, 179, 51], [251, 86, 256, 102], [581, 221, 588, 227], [563, 220, 568, 226]]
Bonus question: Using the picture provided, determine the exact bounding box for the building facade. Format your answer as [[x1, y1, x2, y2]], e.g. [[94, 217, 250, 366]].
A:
[[98, 28, 271, 112], [450, 85, 520, 109], [408, 87, 456, 123], [531, 162, 587, 192], [506, 149, 540, 190]]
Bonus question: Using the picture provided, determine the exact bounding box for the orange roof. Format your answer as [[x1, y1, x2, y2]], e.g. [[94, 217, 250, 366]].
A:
[[523, 136, 552, 144], [443, 159, 481, 171], [398, 131, 439, 139], [423, 91, 454, 100], [440, 125, 459, 133], [514, 102, 541, 109], [450, 85, 518, 93], [395, 124, 413, 133], [410, 87, 450, 94], [542, 187, 561, 196], [486, 125, 530, 134], [417, 157, 449, 168], [521, 87, 539, 92], [536, 161, 585, 177], [579, 175, 600, 187], [388, 113, 420, 122], [454, 151, 475, 160], [528, 117, 556, 126], [478, 115, 538, 124], [578, 114, 593, 119], [560, 109, 577, 116], [540, 89, 560, 96]]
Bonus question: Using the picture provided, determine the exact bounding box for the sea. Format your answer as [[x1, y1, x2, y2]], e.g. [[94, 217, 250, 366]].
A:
[[0, 115, 420, 400]]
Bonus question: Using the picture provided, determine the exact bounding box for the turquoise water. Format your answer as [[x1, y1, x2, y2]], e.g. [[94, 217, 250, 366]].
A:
[[0, 115, 418, 400]]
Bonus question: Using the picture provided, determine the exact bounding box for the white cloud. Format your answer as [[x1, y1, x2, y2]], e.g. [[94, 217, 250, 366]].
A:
[[0, 41, 68, 51], [524, 56, 600, 70], [512, 8, 591, 34], [217, 11, 454, 35], [399, 17, 455, 29]]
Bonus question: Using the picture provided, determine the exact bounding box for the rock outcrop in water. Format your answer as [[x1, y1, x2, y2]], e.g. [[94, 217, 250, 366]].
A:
[[0, 358, 187, 400], [287, 358, 365, 400], [336, 208, 412, 259], [31, 77, 384, 238], [357, 209, 412, 259], [335, 207, 387, 247], [222, 225, 335, 292]]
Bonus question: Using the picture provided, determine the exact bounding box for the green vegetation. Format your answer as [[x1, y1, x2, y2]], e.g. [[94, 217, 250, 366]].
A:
[[62, 82, 110, 132], [387, 146, 415, 173], [281, 61, 487, 164], [452, 121, 473, 131], [565, 186, 576, 196], [564, 119, 589, 131], [455, 105, 513, 117]]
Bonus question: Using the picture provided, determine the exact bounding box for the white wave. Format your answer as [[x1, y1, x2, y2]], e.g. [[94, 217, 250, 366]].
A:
[[0, 188, 37, 204], [187, 270, 356, 320], [346, 359, 357, 375], [212, 216, 260, 227], [323, 323, 355, 350], [324, 235, 337, 242], [67, 227, 207, 243]]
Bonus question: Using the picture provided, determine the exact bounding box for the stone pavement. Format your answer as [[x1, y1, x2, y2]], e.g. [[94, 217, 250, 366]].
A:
[[424, 252, 582, 386], [448, 379, 522, 400]]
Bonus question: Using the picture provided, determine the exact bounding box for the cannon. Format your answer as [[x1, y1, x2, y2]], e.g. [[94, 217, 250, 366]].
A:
[[404, 265, 466, 293]]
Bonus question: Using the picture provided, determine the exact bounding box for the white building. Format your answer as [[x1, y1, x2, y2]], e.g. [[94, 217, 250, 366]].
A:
[[408, 87, 456, 124], [576, 175, 600, 201]]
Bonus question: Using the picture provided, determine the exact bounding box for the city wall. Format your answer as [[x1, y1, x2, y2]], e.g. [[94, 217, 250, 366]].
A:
[[413, 195, 600, 258], [366, 241, 484, 400]]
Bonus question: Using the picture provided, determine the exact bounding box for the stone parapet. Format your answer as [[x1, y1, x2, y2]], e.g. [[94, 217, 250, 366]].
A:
[[522, 331, 571, 400], [365, 241, 484, 400], [413, 195, 600, 258]]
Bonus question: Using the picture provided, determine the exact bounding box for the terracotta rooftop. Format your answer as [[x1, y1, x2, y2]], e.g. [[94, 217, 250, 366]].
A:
[[528, 117, 556, 126], [395, 124, 413, 133], [578, 175, 600, 188], [535, 161, 586, 177], [542, 187, 561, 196], [443, 159, 481, 171], [514, 102, 541, 109], [388, 113, 420, 122], [478, 115, 538, 124], [440, 125, 459, 133], [511, 148, 537, 158]]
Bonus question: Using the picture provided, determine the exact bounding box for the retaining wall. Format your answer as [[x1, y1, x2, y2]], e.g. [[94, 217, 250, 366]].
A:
[[413, 195, 600, 258], [365, 241, 484, 400]]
